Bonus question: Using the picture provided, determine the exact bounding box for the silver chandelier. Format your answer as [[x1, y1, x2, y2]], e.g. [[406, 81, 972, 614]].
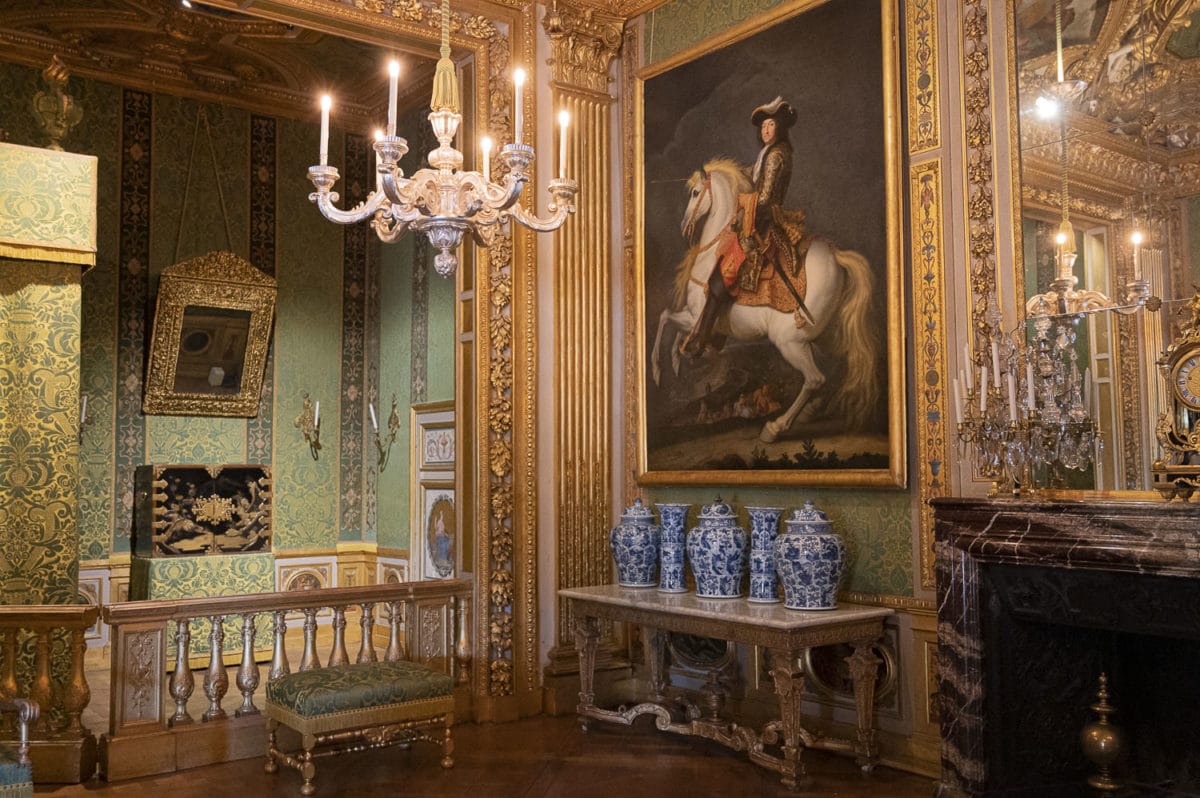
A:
[[307, 0, 578, 277]]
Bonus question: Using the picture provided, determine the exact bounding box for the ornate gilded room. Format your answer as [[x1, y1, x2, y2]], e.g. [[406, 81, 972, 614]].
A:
[[0, 0, 1197, 795]]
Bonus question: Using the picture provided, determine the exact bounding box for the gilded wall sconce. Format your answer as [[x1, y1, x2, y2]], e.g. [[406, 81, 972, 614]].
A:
[[370, 394, 400, 472], [294, 393, 321, 460]]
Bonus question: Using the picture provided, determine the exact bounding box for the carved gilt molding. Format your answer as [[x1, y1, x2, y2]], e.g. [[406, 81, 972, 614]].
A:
[[906, 0, 940, 153], [543, 1, 624, 95]]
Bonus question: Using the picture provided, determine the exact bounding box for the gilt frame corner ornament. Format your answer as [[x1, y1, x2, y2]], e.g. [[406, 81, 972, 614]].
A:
[[633, 0, 906, 489], [143, 250, 277, 418]]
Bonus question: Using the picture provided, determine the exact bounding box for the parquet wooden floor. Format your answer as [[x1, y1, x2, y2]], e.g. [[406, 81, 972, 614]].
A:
[[34, 714, 934, 797]]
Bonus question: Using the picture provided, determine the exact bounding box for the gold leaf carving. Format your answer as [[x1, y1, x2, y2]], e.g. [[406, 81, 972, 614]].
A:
[[193, 494, 234, 525]]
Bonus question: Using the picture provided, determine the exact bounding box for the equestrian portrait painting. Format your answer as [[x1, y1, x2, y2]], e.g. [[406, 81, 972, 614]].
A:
[[637, 0, 905, 487]]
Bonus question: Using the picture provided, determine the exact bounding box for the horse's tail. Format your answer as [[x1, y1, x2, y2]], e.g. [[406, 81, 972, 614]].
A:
[[831, 248, 880, 431]]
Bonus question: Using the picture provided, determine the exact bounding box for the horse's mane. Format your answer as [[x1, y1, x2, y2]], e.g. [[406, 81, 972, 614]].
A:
[[673, 158, 752, 307]]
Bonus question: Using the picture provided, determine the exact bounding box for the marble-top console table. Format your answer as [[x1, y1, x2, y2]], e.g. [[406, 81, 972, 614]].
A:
[[559, 585, 894, 791]]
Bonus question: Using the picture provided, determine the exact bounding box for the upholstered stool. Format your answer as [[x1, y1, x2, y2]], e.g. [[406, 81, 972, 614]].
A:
[[0, 748, 32, 798], [264, 659, 455, 796]]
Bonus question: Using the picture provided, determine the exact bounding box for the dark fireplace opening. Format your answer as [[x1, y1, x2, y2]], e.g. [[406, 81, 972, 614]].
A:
[[981, 565, 1200, 797]]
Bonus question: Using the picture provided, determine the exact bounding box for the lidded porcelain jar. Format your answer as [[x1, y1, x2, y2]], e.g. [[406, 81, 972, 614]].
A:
[[774, 500, 846, 610], [610, 498, 660, 587], [685, 498, 747, 598]]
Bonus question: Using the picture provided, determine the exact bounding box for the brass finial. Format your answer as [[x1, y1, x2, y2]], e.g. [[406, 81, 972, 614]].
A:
[[32, 55, 83, 151], [430, 0, 460, 114]]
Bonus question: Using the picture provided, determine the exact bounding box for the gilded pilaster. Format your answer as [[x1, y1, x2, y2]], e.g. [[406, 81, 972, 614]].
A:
[[542, 2, 624, 678]]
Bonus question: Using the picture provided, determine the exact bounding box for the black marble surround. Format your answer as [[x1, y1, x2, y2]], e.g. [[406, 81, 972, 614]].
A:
[[933, 497, 1200, 797]]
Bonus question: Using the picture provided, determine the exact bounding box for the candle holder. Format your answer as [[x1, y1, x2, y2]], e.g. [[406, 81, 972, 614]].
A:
[[371, 394, 401, 472], [294, 393, 321, 461]]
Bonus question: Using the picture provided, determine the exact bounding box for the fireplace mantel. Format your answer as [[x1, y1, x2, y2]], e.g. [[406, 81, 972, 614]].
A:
[[933, 496, 1200, 797]]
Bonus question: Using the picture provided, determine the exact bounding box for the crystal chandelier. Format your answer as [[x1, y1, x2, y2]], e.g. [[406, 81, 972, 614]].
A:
[[307, 0, 578, 277]]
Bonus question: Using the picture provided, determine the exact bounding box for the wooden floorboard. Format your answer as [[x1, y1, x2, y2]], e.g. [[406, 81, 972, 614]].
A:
[[35, 714, 935, 797]]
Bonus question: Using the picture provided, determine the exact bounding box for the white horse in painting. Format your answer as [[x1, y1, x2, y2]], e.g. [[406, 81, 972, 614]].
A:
[[650, 158, 880, 442]]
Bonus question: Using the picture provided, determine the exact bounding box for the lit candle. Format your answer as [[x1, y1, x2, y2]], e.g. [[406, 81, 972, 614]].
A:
[[1025, 361, 1036, 410], [990, 342, 1001, 388], [557, 110, 569, 180], [369, 402, 378, 433], [963, 344, 971, 372], [313, 400, 320, 429], [980, 366, 988, 413], [374, 129, 384, 193], [1131, 229, 1144, 281], [319, 95, 332, 166], [387, 61, 400, 137], [952, 377, 963, 424], [481, 136, 493, 182], [1006, 371, 1017, 422], [512, 68, 526, 145]]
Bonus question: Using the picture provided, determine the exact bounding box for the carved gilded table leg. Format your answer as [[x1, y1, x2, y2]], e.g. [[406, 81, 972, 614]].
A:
[[847, 638, 883, 772], [768, 649, 809, 791], [574, 614, 601, 731], [643, 626, 669, 704]]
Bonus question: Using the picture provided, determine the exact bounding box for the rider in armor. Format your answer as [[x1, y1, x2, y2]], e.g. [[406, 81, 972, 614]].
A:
[[682, 96, 806, 357]]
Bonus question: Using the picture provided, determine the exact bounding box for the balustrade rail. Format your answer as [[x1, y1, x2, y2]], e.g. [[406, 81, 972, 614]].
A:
[[96, 578, 471, 781], [0, 605, 100, 782]]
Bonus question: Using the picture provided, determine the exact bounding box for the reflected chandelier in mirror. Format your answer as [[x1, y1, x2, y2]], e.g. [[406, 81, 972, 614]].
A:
[[144, 251, 277, 417]]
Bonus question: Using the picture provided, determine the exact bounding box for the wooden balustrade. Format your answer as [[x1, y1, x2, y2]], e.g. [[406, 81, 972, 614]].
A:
[[100, 579, 472, 782], [0, 605, 101, 782]]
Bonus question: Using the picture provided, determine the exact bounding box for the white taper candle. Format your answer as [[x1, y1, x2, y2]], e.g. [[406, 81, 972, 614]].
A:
[[952, 377, 962, 425], [1025, 361, 1036, 411], [557, 109, 569, 179], [512, 68, 526, 145], [387, 61, 400, 137], [374, 129, 384, 193], [991, 342, 1001, 388], [980, 366, 988, 413], [369, 402, 378, 432], [319, 95, 331, 166], [481, 136, 492, 182], [1006, 371, 1017, 422], [314, 401, 320, 429]]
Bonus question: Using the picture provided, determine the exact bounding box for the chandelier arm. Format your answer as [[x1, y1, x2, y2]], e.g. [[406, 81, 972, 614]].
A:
[[310, 188, 386, 225], [506, 180, 579, 233], [481, 175, 528, 212], [372, 214, 412, 242], [380, 171, 413, 204]]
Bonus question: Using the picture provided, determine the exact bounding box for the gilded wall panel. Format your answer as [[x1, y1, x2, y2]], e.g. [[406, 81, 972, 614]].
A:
[[906, 0, 940, 153], [0, 262, 81, 605]]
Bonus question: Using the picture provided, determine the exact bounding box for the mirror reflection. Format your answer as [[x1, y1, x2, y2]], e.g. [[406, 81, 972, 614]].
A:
[[173, 305, 251, 395], [1014, 0, 1200, 491]]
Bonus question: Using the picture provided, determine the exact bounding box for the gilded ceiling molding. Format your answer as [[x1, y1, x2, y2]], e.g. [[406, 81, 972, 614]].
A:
[[541, 1, 624, 675]]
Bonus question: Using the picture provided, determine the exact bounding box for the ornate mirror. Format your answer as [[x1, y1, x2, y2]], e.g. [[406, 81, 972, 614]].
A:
[[143, 250, 277, 417], [1012, 0, 1200, 491]]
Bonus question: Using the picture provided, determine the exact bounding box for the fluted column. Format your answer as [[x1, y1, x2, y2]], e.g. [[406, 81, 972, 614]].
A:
[[542, 3, 625, 679]]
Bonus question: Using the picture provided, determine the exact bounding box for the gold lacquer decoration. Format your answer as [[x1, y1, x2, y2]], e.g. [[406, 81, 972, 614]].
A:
[[32, 56, 82, 151], [910, 159, 947, 589], [193, 496, 235, 525], [143, 251, 277, 417], [905, 0, 940, 154]]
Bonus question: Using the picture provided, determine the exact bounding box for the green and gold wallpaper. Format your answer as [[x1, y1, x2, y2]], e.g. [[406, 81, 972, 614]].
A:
[[0, 60, 455, 574]]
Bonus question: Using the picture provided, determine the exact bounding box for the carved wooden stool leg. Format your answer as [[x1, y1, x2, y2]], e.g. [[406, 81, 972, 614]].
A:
[[847, 638, 883, 773], [300, 733, 318, 796], [264, 717, 280, 774], [441, 718, 455, 768]]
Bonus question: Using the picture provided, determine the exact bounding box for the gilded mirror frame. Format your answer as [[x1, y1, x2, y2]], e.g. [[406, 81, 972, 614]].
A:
[[143, 251, 277, 417]]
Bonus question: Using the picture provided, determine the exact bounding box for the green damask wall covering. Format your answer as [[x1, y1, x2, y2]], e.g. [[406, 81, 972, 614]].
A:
[[0, 60, 453, 564], [639, 0, 916, 599], [0, 262, 81, 605]]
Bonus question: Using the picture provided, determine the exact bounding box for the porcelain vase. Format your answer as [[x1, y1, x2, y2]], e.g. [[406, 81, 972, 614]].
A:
[[745, 506, 784, 603], [774, 500, 846, 610], [655, 503, 690, 593], [610, 498, 660, 587], [685, 498, 747, 598]]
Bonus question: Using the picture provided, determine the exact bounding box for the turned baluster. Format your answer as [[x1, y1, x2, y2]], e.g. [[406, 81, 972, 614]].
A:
[[235, 613, 260, 717], [202, 616, 228, 721], [328, 606, 349, 667], [30, 630, 52, 733], [299, 608, 321, 672], [384, 601, 406, 661], [454, 595, 472, 685], [62, 626, 91, 735], [269, 611, 290, 680], [356, 603, 378, 663], [169, 619, 194, 726]]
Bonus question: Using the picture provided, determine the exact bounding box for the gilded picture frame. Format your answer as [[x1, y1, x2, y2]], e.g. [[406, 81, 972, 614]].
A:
[[143, 251, 277, 417], [413, 481, 457, 581], [636, 0, 906, 487]]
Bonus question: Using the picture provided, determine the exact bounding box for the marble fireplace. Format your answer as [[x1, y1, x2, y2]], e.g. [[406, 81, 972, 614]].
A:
[[933, 497, 1200, 797]]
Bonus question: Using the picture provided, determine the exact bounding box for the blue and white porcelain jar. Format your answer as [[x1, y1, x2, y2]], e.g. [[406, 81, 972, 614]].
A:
[[610, 498, 660, 587], [745, 506, 784, 603], [655, 503, 690, 593], [774, 500, 846, 610], [685, 498, 747, 599]]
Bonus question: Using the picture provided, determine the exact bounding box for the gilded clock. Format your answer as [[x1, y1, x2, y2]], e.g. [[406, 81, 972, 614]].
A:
[[1153, 292, 1200, 499], [1170, 350, 1200, 410]]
